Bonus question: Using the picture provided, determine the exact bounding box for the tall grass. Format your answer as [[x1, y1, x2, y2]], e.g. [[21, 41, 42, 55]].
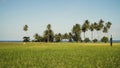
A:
[[0, 42, 120, 68]]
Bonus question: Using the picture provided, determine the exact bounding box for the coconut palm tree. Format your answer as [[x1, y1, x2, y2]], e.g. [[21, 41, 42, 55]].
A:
[[89, 23, 94, 41], [44, 24, 54, 42], [33, 33, 41, 42], [63, 33, 69, 41], [72, 24, 81, 42], [98, 19, 104, 40], [23, 25, 30, 42], [103, 26, 108, 36], [68, 32, 73, 42], [23, 25, 28, 36], [54, 34, 61, 42], [106, 22, 112, 29], [34, 33, 39, 41], [93, 22, 98, 39], [23, 25, 28, 31], [43, 30, 48, 42], [82, 20, 90, 40], [105, 22, 112, 37], [58, 33, 62, 41], [47, 24, 51, 42], [93, 21, 103, 41], [96, 25, 101, 40], [49, 29, 54, 42]]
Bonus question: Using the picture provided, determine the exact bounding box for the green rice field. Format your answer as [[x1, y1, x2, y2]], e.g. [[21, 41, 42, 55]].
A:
[[0, 42, 120, 68]]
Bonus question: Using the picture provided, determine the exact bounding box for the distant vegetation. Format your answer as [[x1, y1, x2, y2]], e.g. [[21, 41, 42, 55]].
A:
[[23, 19, 112, 43]]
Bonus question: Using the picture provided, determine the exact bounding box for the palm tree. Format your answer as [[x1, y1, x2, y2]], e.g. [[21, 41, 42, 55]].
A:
[[44, 24, 54, 42], [63, 33, 69, 41], [93, 21, 103, 40], [58, 33, 62, 41], [72, 24, 81, 42], [89, 23, 94, 41], [23, 25, 28, 31], [33, 33, 41, 42], [105, 22, 112, 37], [82, 20, 90, 40], [93, 22, 98, 39], [106, 22, 112, 29], [23, 25, 28, 36], [47, 24, 51, 30], [54, 34, 61, 42], [68, 32, 73, 42], [23, 25, 29, 42], [49, 29, 54, 42], [47, 24, 51, 42], [96, 25, 101, 40], [43, 30, 49, 42], [98, 19, 104, 40], [103, 26, 108, 36]]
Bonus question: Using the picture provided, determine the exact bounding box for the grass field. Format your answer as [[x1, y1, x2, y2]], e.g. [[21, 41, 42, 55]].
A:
[[0, 42, 120, 68]]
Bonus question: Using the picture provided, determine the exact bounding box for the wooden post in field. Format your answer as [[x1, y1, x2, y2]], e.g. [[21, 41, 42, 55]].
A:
[[110, 35, 112, 47]]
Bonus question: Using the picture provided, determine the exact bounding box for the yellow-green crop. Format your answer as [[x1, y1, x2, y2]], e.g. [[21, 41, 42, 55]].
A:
[[0, 42, 120, 68]]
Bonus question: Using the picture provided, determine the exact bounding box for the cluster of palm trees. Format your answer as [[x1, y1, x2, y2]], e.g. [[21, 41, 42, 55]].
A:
[[23, 19, 112, 43]]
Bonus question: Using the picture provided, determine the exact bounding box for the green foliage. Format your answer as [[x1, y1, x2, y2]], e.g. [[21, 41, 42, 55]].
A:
[[44, 24, 54, 42], [84, 38, 90, 43], [82, 20, 90, 39], [47, 24, 51, 30], [103, 22, 112, 33], [23, 36, 30, 42], [33, 33, 42, 42], [23, 20, 112, 43], [72, 24, 81, 42], [54, 34, 61, 42], [55, 37, 60, 42], [68, 32, 73, 42], [98, 19, 104, 30], [72, 35, 81, 42], [62, 33, 69, 39], [0, 43, 120, 68], [23, 25, 29, 42], [103, 26, 108, 33], [23, 25, 28, 31], [82, 20, 90, 32], [101, 36, 108, 43], [93, 39, 98, 43], [89, 23, 94, 31], [89, 23, 95, 40], [106, 22, 112, 29], [93, 22, 98, 29]]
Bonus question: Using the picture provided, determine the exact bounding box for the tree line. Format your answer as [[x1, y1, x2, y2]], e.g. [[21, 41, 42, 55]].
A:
[[23, 19, 112, 43]]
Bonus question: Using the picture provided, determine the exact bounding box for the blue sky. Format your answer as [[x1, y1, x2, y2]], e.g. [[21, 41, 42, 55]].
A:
[[0, 0, 120, 40]]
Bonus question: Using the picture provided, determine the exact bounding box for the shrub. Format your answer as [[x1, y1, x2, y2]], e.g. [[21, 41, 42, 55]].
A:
[[55, 36, 61, 42], [23, 36, 30, 42], [101, 36, 108, 43], [93, 39, 98, 43], [84, 38, 90, 43]]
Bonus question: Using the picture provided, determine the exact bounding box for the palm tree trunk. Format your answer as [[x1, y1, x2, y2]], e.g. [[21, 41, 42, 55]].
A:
[[107, 31, 109, 38], [105, 33, 107, 37], [100, 30, 102, 41], [95, 30, 96, 39], [91, 31, 93, 41], [97, 31, 99, 41], [47, 32, 49, 42], [25, 31, 28, 37], [48, 30, 50, 42], [47, 36, 49, 42], [98, 31, 100, 41], [84, 32, 85, 40]]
